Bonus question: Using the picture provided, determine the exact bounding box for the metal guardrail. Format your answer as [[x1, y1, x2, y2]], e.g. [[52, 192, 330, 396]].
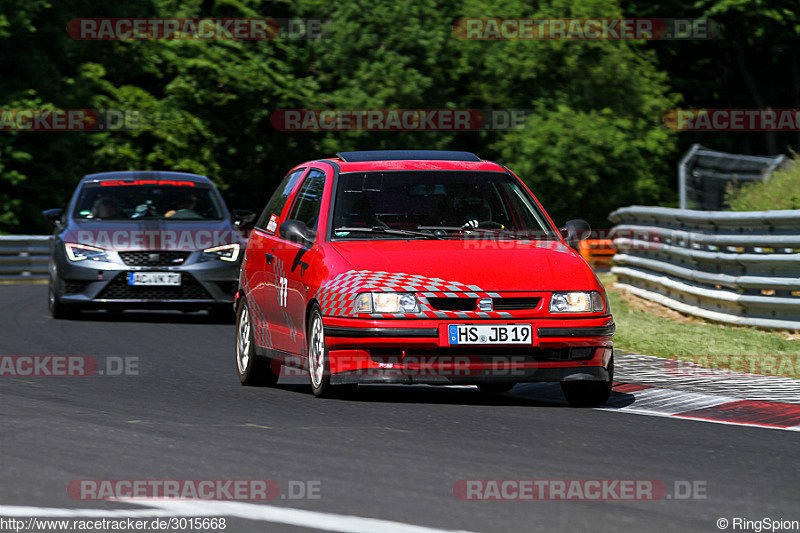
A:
[[0, 235, 51, 280], [609, 206, 800, 330], [678, 144, 787, 210]]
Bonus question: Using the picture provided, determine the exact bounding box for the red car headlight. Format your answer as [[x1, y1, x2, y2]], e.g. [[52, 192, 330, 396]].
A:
[[549, 291, 605, 313], [354, 292, 420, 314]]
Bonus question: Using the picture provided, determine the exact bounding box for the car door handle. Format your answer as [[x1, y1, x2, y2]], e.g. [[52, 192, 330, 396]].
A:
[[265, 253, 274, 265]]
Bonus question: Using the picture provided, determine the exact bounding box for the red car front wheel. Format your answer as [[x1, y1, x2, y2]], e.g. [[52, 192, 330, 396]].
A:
[[308, 304, 355, 398]]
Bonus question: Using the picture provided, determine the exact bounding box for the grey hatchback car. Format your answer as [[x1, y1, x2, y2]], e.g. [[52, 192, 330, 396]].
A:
[[43, 171, 252, 319]]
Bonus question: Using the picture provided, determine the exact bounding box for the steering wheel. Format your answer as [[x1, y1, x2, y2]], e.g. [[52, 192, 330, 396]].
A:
[[462, 220, 504, 229]]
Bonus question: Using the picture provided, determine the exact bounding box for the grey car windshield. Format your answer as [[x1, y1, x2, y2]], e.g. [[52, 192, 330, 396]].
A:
[[73, 183, 224, 220], [331, 171, 556, 240]]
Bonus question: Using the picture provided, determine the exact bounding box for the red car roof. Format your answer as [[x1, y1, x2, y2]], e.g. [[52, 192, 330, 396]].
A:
[[318, 158, 508, 173]]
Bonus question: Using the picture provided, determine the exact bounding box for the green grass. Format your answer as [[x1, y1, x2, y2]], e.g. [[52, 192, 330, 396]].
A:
[[598, 274, 800, 378], [726, 156, 800, 211]]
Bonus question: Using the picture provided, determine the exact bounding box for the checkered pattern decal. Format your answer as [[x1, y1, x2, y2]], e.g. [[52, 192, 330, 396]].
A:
[[273, 257, 299, 345], [312, 270, 520, 319], [240, 269, 272, 348]]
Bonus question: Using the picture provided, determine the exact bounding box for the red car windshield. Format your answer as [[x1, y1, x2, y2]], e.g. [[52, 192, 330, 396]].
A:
[[331, 171, 556, 240], [73, 183, 224, 221]]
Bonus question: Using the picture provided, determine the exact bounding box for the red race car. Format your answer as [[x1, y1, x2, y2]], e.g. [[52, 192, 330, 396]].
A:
[[235, 150, 615, 405]]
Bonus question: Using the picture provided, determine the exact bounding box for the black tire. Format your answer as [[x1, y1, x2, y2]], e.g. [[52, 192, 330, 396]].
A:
[[307, 304, 355, 398], [476, 383, 515, 394], [560, 357, 614, 407], [236, 300, 279, 386], [48, 280, 76, 319]]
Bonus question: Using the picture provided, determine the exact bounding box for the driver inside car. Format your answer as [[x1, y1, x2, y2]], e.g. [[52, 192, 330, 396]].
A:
[[90, 195, 119, 219], [164, 192, 202, 219], [447, 194, 493, 228]]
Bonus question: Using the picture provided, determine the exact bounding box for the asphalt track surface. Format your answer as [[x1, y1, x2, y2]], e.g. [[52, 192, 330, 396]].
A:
[[1, 284, 798, 533]]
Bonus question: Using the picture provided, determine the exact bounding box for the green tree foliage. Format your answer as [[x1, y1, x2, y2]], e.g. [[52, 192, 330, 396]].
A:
[[462, 0, 678, 226], [621, 0, 800, 158], [1, 0, 678, 233]]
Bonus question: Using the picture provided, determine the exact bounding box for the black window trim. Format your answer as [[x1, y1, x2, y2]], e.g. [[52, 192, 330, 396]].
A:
[[284, 167, 328, 233], [317, 160, 340, 243], [254, 166, 307, 231], [494, 162, 560, 237], [72, 181, 226, 222], [327, 168, 559, 242]]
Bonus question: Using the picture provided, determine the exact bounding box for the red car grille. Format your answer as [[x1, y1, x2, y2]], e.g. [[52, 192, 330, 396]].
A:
[[427, 298, 477, 311], [492, 297, 541, 310], [426, 296, 541, 311]]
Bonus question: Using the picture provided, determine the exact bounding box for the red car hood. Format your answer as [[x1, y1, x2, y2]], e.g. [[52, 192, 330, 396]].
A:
[[330, 239, 598, 292]]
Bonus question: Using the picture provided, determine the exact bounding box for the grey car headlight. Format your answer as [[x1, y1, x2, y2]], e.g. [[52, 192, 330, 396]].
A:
[[64, 242, 108, 262], [354, 292, 420, 314], [201, 243, 240, 262], [549, 291, 605, 313]]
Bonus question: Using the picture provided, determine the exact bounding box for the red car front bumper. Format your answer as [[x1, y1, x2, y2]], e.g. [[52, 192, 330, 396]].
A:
[[321, 315, 614, 385]]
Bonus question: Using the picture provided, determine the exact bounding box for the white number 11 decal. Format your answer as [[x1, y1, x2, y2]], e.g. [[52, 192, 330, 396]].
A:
[[278, 276, 288, 307]]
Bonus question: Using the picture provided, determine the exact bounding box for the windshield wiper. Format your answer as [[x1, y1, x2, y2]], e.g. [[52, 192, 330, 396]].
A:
[[334, 226, 441, 239], [417, 225, 503, 234], [418, 226, 552, 240]]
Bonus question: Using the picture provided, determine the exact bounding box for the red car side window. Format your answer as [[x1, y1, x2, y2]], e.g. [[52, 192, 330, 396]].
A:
[[255, 168, 305, 230], [286, 169, 326, 230]]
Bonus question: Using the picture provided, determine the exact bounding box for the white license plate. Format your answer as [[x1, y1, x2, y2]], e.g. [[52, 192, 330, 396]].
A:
[[127, 272, 181, 286], [448, 324, 532, 345]]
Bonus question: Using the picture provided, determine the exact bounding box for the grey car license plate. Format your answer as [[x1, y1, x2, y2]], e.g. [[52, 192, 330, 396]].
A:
[[127, 272, 181, 286]]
